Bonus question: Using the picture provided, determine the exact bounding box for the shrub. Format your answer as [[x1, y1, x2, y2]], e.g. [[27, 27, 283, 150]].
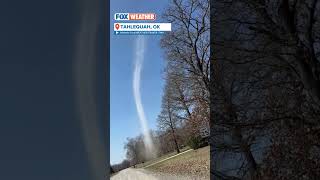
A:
[[187, 135, 202, 149]]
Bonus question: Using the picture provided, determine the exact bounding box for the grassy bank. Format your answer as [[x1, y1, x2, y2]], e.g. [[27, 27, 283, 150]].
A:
[[145, 146, 209, 179], [134, 146, 191, 168]]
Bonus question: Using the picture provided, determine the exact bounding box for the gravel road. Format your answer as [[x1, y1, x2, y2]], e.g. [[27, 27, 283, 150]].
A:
[[110, 168, 207, 180]]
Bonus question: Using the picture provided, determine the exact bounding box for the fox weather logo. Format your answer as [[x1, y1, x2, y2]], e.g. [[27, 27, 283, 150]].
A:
[[113, 13, 171, 35], [114, 13, 156, 21]]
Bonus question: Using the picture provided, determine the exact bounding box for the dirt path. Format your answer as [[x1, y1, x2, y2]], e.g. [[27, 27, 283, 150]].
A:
[[110, 168, 206, 180]]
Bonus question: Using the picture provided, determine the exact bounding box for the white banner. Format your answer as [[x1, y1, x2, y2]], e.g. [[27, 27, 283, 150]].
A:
[[114, 23, 171, 32]]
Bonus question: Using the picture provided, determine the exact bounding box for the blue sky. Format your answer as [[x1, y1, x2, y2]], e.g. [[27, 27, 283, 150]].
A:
[[110, 0, 170, 164]]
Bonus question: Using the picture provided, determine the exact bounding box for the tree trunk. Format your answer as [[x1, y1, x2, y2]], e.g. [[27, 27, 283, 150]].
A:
[[171, 127, 180, 154], [167, 98, 180, 154]]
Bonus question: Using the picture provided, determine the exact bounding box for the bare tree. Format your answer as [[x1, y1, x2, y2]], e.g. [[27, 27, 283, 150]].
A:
[[160, 0, 211, 146], [165, 69, 193, 120], [161, 0, 210, 103], [158, 80, 182, 154], [124, 136, 149, 165], [210, 0, 320, 179], [124, 137, 140, 165]]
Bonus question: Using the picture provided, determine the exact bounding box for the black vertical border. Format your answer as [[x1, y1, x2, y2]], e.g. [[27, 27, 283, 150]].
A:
[[102, 0, 110, 178], [209, 0, 214, 179]]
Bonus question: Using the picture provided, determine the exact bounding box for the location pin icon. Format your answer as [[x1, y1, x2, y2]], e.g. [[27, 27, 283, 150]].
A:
[[115, 24, 120, 30]]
